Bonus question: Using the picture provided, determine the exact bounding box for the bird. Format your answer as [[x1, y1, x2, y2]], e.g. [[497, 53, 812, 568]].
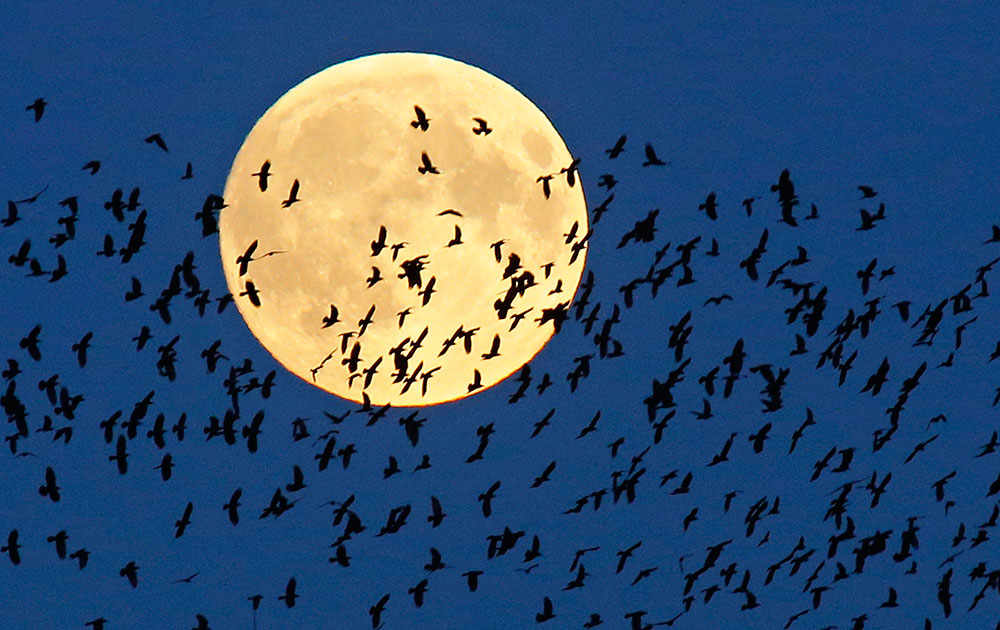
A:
[[468, 369, 482, 392], [478, 480, 501, 517], [252, 160, 273, 191], [704, 294, 733, 306], [698, 192, 719, 220], [535, 596, 556, 622], [321, 304, 340, 328], [481, 334, 501, 359], [472, 117, 492, 135], [411, 105, 430, 131], [144, 133, 168, 152], [606, 134, 627, 158], [278, 577, 298, 608], [240, 280, 262, 307], [2, 530, 22, 565], [82, 160, 101, 174], [281, 179, 301, 207], [120, 561, 140, 588], [26, 97, 47, 121], [642, 143, 668, 166], [124, 277, 144, 302], [174, 572, 199, 584], [417, 152, 439, 174], [857, 203, 886, 230], [174, 502, 193, 538], [38, 466, 60, 502], [72, 331, 93, 367], [223, 489, 242, 525], [369, 593, 390, 629], [2, 202, 20, 227], [537, 174, 554, 199], [181, 161, 193, 179]]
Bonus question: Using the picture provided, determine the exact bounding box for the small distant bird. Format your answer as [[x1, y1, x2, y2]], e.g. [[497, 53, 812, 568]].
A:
[[144, 133, 168, 152], [704, 294, 733, 306], [281, 179, 301, 208], [411, 105, 430, 131], [37, 468, 61, 503], [698, 192, 719, 220], [418, 152, 439, 174], [321, 304, 340, 328], [642, 143, 668, 166], [468, 369, 483, 392], [561, 157, 582, 187], [857, 203, 886, 230], [124, 277, 144, 302], [984, 225, 1000, 244], [181, 162, 193, 180], [252, 160, 273, 191], [537, 174, 554, 199], [1, 202, 19, 227], [535, 596, 556, 622], [369, 593, 390, 629], [120, 561, 140, 588], [858, 185, 878, 198], [597, 174, 617, 189], [472, 118, 492, 135], [241, 280, 261, 307], [82, 160, 101, 175], [26, 98, 47, 122], [278, 577, 298, 608], [605, 134, 627, 158]]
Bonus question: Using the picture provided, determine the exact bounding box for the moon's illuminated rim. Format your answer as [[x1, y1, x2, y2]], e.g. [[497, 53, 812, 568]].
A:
[[220, 52, 588, 406]]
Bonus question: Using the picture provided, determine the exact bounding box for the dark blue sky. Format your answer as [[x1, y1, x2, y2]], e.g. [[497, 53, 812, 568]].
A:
[[4, 3, 1000, 629]]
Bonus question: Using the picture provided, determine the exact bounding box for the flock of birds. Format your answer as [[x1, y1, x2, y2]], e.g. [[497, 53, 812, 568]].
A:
[[233, 102, 595, 401], [5, 95, 1000, 630]]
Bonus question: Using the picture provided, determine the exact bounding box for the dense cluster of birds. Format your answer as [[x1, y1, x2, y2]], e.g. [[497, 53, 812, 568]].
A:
[[233, 103, 589, 401], [5, 95, 1000, 630]]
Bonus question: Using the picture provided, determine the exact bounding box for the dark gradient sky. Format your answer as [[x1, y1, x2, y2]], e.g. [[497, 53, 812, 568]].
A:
[[4, 3, 1000, 629]]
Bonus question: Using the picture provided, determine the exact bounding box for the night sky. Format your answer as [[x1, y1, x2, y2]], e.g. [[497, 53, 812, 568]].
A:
[[4, 3, 1000, 629]]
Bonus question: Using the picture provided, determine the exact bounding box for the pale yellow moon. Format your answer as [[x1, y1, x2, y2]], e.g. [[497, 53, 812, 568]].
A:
[[219, 52, 588, 406]]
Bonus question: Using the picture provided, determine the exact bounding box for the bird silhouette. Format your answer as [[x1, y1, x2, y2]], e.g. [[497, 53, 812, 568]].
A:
[[418, 152, 439, 174], [606, 134, 627, 158], [411, 105, 430, 131], [642, 143, 668, 166], [144, 133, 168, 152], [472, 117, 492, 135], [281, 179, 301, 207], [252, 160, 273, 191], [26, 97, 47, 122]]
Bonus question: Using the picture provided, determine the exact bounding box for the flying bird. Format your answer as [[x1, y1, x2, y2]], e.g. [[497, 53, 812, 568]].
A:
[[411, 105, 430, 131], [144, 133, 168, 152], [472, 118, 492, 135], [26, 97, 47, 122], [418, 152, 439, 174], [605, 134, 627, 158], [642, 143, 668, 166], [252, 160, 273, 191], [281, 179, 301, 207]]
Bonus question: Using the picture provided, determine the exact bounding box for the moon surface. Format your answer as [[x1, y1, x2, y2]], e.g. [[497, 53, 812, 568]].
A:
[[220, 52, 588, 406]]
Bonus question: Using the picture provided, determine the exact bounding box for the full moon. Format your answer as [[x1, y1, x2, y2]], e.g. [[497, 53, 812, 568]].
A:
[[220, 52, 588, 406]]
